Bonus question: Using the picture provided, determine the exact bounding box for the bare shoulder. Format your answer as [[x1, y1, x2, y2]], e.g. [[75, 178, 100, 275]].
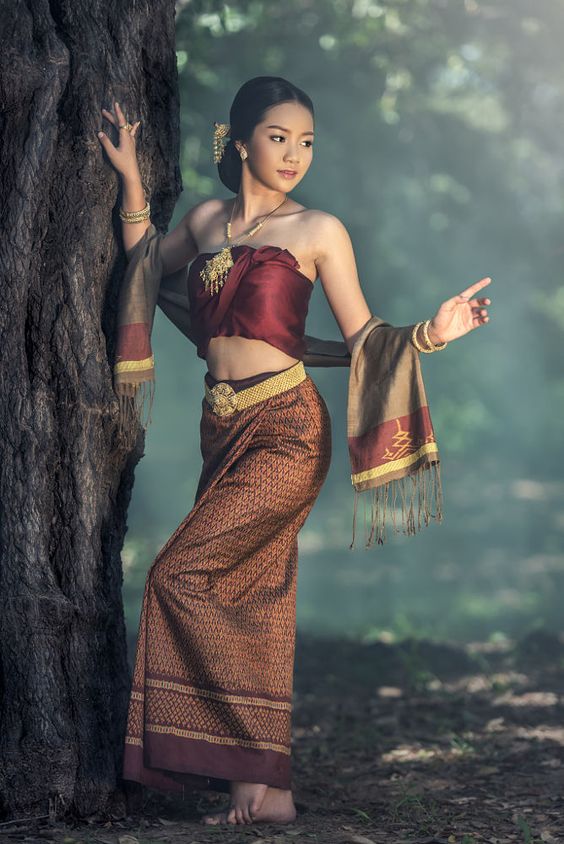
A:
[[299, 209, 352, 263], [182, 197, 226, 249]]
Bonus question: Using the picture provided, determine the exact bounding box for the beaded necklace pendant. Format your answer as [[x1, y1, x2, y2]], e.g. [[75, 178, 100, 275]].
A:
[[199, 195, 288, 295], [199, 246, 235, 295]]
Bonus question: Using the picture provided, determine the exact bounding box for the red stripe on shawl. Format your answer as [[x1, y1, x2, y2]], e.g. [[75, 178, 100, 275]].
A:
[[348, 406, 437, 475], [116, 322, 151, 361]]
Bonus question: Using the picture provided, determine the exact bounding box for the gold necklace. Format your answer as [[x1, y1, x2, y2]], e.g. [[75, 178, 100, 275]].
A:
[[200, 196, 288, 295]]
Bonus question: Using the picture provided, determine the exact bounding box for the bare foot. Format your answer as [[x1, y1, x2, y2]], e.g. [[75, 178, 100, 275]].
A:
[[200, 782, 296, 825], [246, 786, 297, 824], [200, 780, 267, 825]]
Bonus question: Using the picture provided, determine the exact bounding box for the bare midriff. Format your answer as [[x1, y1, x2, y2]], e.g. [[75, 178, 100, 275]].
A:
[[205, 336, 300, 381]]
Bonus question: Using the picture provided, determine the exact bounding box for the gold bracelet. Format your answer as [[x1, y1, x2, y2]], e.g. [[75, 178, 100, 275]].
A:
[[411, 321, 447, 353], [422, 319, 447, 351], [411, 321, 433, 353], [119, 200, 151, 223]]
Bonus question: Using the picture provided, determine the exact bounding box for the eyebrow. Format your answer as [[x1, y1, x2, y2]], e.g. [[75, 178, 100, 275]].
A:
[[265, 124, 315, 136]]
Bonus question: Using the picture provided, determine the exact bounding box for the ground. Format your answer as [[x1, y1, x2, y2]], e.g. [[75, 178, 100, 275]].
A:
[[2, 630, 564, 843]]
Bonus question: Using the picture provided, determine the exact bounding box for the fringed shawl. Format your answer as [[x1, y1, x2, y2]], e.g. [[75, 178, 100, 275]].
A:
[[347, 315, 442, 546], [113, 223, 442, 546]]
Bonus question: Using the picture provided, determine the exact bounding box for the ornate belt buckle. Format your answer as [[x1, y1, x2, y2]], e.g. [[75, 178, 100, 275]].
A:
[[209, 382, 238, 416]]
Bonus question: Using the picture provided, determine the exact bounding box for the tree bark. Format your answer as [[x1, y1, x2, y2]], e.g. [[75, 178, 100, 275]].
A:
[[0, 0, 181, 820]]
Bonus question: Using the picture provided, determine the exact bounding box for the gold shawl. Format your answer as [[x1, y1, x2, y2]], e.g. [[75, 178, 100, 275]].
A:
[[113, 223, 442, 546]]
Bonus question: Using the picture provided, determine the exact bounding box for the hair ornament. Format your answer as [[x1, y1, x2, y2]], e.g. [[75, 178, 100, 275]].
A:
[[213, 121, 231, 163]]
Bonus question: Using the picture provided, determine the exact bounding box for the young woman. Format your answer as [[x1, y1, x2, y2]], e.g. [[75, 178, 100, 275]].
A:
[[98, 76, 491, 826]]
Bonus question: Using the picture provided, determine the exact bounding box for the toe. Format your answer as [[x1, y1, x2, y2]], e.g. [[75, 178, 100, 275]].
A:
[[200, 814, 220, 825]]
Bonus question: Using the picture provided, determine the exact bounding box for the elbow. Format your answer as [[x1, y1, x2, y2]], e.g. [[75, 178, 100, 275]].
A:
[[345, 320, 370, 355]]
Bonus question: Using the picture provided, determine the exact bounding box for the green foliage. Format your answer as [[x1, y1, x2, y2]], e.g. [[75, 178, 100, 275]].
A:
[[124, 0, 564, 643]]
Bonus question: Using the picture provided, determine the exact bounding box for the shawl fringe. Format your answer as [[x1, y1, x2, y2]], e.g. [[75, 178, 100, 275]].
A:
[[350, 460, 443, 549], [116, 380, 155, 451]]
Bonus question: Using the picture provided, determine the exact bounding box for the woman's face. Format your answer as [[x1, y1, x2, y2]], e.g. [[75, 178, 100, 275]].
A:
[[238, 101, 314, 192]]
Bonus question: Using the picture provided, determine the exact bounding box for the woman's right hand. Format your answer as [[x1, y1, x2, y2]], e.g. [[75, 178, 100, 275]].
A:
[[97, 100, 142, 181]]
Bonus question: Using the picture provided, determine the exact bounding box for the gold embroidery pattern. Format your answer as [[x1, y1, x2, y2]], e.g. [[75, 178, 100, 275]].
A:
[[144, 683, 291, 746], [148, 723, 290, 754], [351, 441, 439, 485], [350, 415, 438, 486], [142, 678, 292, 711], [381, 419, 436, 462], [124, 725, 290, 755], [122, 374, 333, 785]]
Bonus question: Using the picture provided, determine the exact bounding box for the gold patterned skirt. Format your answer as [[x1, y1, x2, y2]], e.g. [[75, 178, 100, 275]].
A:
[[122, 361, 332, 794]]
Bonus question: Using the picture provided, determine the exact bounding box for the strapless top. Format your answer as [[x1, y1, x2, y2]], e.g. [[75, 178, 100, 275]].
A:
[[187, 244, 314, 361]]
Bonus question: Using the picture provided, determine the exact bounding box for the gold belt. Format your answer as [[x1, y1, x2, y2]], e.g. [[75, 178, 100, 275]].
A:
[[204, 361, 306, 416]]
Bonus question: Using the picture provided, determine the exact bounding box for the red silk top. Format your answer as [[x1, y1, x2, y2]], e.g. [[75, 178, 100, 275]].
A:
[[187, 244, 315, 360]]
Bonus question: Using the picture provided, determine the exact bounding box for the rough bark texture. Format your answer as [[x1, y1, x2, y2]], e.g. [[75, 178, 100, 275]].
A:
[[0, 0, 182, 820]]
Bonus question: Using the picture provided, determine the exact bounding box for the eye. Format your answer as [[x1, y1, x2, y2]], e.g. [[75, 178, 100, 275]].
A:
[[269, 135, 314, 148]]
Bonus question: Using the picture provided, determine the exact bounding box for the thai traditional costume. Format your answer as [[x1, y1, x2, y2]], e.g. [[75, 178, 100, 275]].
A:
[[114, 224, 442, 794]]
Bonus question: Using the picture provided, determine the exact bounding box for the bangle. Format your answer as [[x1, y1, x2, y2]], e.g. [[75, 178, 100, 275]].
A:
[[119, 200, 151, 223], [411, 320, 447, 354], [422, 319, 447, 351], [411, 321, 432, 353]]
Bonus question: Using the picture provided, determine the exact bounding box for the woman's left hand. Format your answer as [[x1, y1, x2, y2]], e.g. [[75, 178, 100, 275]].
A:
[[428, 276, 492, 345]]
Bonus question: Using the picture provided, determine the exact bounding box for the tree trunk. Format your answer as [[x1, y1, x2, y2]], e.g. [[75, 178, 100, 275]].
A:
[[0, 0, 181, 820]]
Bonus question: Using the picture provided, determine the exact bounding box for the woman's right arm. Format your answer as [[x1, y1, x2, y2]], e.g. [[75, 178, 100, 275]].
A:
[[98, 100, 201, 270], [120, 173, 150, 255]]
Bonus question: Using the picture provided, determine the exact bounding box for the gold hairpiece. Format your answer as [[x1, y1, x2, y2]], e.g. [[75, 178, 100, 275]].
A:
[[213, 121, 231, 163]]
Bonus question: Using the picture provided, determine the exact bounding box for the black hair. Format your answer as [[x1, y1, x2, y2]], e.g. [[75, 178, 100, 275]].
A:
[[217, 76, 314, 194]]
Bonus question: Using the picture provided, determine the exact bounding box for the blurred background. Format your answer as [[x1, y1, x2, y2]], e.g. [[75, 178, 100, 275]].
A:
[[122, 0, 564, 648]]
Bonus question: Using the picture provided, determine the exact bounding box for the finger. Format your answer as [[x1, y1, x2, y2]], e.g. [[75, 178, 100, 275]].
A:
[[96, 130, 115, 151], [458, 277, 492, 300], [101, 108, 117, 126], [466, 296, 491, 307], [115, 100, 129, 128]]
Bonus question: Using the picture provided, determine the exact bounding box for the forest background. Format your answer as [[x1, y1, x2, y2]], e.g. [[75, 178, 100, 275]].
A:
[[123, 0, 564, 648]]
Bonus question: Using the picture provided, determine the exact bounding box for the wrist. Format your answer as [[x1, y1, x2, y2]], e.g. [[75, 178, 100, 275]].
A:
[[121, 170, 142, 188], [427, 320, 445, 346]]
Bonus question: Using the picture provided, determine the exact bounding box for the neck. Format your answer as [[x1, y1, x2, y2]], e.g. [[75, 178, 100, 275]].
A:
[[231, 191, 287, 226]]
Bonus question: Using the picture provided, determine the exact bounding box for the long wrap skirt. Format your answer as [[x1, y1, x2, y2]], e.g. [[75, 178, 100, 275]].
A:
[[122, 361, 332, 795]]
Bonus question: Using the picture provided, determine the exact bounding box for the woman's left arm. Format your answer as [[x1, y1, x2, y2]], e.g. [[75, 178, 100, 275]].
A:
[[313, 211, 492, 351], [313, 213, 373, 356]]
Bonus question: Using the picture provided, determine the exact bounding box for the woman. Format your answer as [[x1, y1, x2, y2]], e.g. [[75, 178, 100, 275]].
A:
[[98, 76, 491, 826]]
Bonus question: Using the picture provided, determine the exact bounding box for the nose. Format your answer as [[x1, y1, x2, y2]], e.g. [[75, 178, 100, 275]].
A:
[[283, 146, 300, 164]]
